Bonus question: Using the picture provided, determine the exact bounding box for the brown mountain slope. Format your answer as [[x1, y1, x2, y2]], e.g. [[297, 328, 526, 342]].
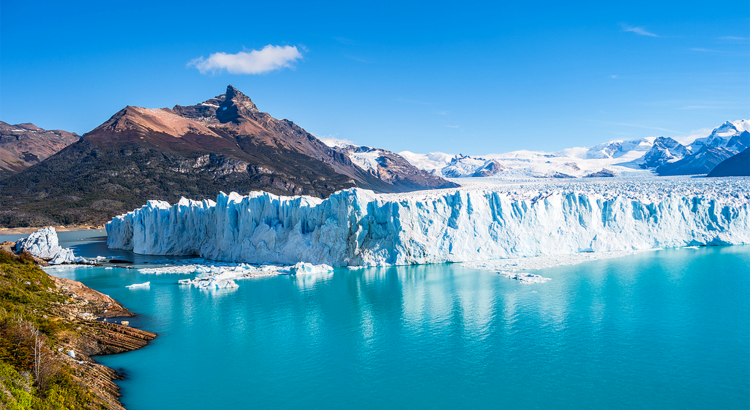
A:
[[0, 121, 79, 178], [172, 85, 454, 191], [0, 86, 455, 227]]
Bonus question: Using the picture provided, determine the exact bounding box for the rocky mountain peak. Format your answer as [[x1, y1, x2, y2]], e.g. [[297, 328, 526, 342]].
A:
[[172, 85, 259, 125], [216, 85, 258, 123]]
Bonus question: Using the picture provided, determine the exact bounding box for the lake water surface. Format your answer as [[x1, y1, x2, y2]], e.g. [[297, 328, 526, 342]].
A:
[[16, 231, 750, 409]]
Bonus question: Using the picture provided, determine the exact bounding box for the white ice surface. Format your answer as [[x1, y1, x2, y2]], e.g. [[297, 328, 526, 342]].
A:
[[107, 178, 750, 269]]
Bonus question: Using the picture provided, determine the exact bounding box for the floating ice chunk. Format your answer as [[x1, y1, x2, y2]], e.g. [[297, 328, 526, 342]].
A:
[[165, 262, 282, 289], [499, 271, 551, 284], [126, 282, 150, 289], [290, 262, 333, 275]]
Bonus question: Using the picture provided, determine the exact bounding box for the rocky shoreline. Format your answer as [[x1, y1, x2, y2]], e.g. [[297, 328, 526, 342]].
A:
[[0, 225, 105, 236], [0, 244, 155, 409]]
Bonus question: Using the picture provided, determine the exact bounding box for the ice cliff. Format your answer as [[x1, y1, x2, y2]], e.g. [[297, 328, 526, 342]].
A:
[[106, 179, 750, 266]]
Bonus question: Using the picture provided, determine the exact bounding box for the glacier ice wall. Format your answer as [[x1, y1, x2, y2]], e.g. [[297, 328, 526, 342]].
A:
[[106, 181, 750, 266]]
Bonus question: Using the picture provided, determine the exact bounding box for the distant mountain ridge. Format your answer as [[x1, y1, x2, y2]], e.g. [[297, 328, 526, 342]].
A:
[[0, 86, 454, 227], [0, 121, 79, 178], [400, 119, 750, 179]]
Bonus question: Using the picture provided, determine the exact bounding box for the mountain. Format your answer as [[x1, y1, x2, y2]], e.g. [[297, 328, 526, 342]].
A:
[[583, 138, 654, 160], [0, 86, 454, 227], [690, 120, 750, 152], [440, 155, 505, 178], [707, 148, 750, 177], [639, 137, 690, 169], [655, 125, 749, 176], [398, 119, 749, 179], [656, 146, 735, 176], [0, 121, 79, 178], [324, 142, 455, 191]]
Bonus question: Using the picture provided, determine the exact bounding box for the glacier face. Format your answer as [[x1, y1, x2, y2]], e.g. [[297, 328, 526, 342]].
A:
[[106, 179, 750, 266]]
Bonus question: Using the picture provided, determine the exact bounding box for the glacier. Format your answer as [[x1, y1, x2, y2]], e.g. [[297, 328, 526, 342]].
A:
[[106, 178, 750, 267]]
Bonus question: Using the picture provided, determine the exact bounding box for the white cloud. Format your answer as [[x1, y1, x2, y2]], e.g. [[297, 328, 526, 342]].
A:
[[189, 45, 303, 75], [690, 48, 725, 53], [620, 24, 659, 37]]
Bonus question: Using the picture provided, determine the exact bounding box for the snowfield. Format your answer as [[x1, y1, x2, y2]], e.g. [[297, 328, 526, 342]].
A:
[[106, 177, 750, 269]]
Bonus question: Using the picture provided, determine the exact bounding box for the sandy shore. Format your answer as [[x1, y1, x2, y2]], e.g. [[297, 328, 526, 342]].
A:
[[0, 225, 104, 235]]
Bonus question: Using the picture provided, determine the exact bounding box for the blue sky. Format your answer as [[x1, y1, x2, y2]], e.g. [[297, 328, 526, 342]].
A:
[[1, 0, 748, 154]]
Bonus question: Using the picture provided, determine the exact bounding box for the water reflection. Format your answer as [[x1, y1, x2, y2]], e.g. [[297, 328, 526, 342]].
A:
[[31, 230, 750, 410]]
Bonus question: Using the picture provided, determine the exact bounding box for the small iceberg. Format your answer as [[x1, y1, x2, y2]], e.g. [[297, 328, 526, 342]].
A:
[[499, 271, 551, 284], [290, 262, 333, 275], [126, 282, 150, 289]]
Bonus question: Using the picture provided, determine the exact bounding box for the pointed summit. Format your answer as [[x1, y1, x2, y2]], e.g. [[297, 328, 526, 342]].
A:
[[217, 85, 257, 123], [224, 85, 257, 109], [172, 85, 259, 125]]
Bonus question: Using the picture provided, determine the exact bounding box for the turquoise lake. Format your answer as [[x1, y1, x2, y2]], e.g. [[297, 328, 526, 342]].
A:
[[15, 231, 750, 409]]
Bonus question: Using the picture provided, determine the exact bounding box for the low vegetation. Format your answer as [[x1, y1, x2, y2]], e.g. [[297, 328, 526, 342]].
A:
[[0, 250, 105, 409]]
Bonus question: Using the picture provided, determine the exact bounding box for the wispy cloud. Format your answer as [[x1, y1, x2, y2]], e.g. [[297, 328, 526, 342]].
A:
[[333, 36, 356, 45], [678, 105, 722, 110], [445, 125, 460, 129], [610, 74, 618, 79], [189, 45, 303, 75], [691, 48, 725, 53], [620, 23, 659, 37], [718, 36, 749, 41]]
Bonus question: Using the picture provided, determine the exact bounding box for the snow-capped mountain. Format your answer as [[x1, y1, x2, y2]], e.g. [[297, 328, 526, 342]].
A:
[[398, 119, 749, 179], [440, 155, 505, 178], [323, 141, 457, 191], [690, 120, 750, 152], [580, 138, 655, 160], [657, 146, 736, 176], [661, 120, 749, 176], [639, 137, 691, 169]]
